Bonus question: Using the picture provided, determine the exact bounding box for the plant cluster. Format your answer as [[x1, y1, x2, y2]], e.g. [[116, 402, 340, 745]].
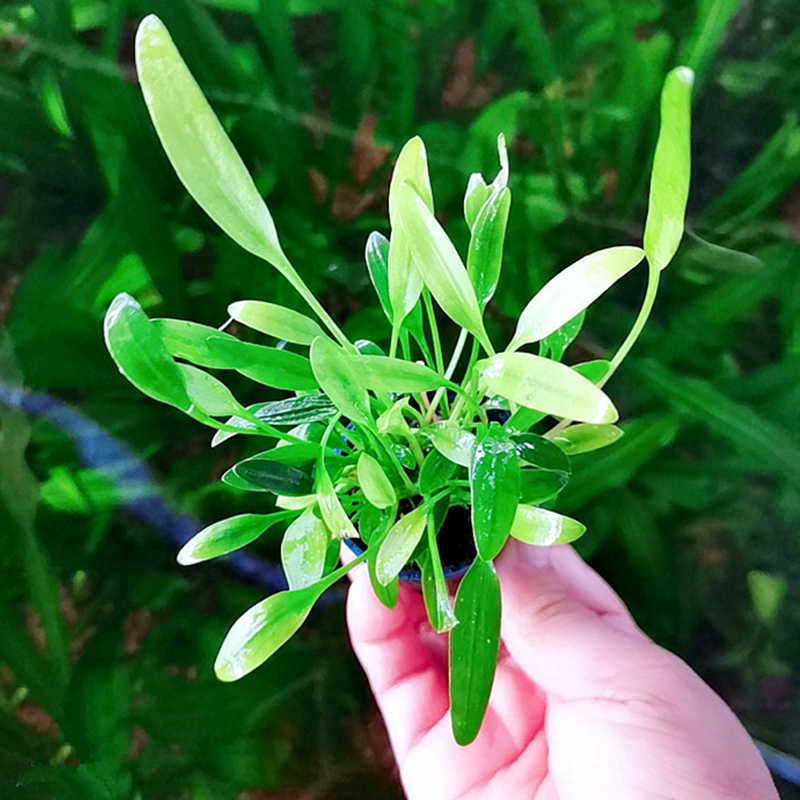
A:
[[103, 16, 692, 743]]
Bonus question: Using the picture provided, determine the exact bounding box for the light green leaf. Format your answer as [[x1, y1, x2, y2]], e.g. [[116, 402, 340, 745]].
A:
[[377, 397, 412, 437], [345, 354, 452, 394], [387, 137, 432, 324], [643, 67, 694, 271], [215, 571, 342, 681], [464, 133, 509, 230], [397, 183, 490, 350], [281, 505, 331, 590], [470, 424, 519, 561], [135, 15, 287, 270], [467, 186, 511, 309], [228, 300, 325, 345], [511, 246, 645, 348], [747, 571, 787, 626], [178, 513, 285, 565], [177, 364, 243, 416], [420, 549, 457, 634], [449, 558, 500, 745], [316, 464, 358, 540], [479, 352, 618, 424], [310, 337, 372, 428], [104, 293, 191, 410], [375, 506, 428, 586], [431, 425, 476, 468], [553, 423, 624, 456], [509, 505, 586, 546], [357, 453, 397, 509]]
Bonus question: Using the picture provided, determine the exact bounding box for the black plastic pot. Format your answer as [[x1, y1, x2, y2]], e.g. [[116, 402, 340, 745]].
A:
[[342, 504, 476, 583]]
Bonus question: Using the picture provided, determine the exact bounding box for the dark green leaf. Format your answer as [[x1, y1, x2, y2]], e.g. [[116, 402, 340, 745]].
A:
[[230, 458, 314, 496], [449, 558, 500, 745], [470, 424, 520, 561], [519, 470, 567, 505], [419, 449, 459, 495], [511, 433, 571, 474], [540, 310, 585, 361]]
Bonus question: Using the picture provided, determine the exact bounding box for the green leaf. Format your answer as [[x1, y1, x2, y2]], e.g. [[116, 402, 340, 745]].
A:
[[479, 352, 618, 424], [388, 137, 432, 324], [449, 557, 500, 745], [104, 293, 191, 411], [177, 364, 242, 416], [519, 470, 567, 505], [361, 509, 399, 609], [511, 246, 645, 348], [135, 16, 288, 270], [467, 186, 511, 308], [540, 310, 585, 361], [470, 424, 519, 561], [553, 423, 624, 456], [215, 576, 339, 681], [397, 183, 490, 350], [230, 457, 314, 496], [178, 512, 286, 565], [365, 231, 393, 321], [212, 396, 336, 446], [154, 318, 318, 390], [747, 571, 787, 626], [281, 505, 331, 590], [509, 505, 586, 546], [420, 551, 457, 634], [571, 360, 612, 384], [316, 463, 358, 540], [245, 441, 322, 467], [357, 452, 397, 509], [310, 337, 372, 427], [375, 506, 428, 586], [464, 133, 509, 230], [643, 67, 694, 271], [228, 300, 325, 345], [419, 449, 458, 495], [511, 433, 571, 474], [344, 354, 452, 394], [431, 425, 476, 468]]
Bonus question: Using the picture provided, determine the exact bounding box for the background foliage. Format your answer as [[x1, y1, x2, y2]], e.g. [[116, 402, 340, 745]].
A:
[[1, 0, 800, 797]]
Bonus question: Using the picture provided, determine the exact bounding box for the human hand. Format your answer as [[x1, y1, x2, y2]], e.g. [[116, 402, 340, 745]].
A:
[[346, 539, 779, 800]]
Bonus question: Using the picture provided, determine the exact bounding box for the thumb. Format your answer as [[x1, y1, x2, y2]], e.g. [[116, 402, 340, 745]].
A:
[[496, 539, 655, 699]]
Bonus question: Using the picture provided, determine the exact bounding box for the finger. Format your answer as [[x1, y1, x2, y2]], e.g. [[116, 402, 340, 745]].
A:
[[346, 566, 449, 761], [496, 539, 653, 699]]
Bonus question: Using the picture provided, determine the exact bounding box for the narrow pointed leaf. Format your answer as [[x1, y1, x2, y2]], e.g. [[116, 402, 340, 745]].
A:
[[479, 352, 618, 424], [419, 449, 458, 495], [310, 337, 372, 427], [361, 509, 399, 609], [540, 310, 585, 361], [450, 558, 500, 745], [519, 470, 567, 505], [420, 552, 457, 633], [375, 506, 428, 586], [572, 360, 612, 384], [357, 452, 397, 509], [135, 16, 288, 270], [644, 67, 694, 271], [397, 183, 489, 348], [464, 173, 492, 231], [553, 423, 624, 455], [470, 424, 519, 561], [104, 293, 191, 411], [281, 505, 331, 590], [509, 505, 586, 546], [512, 246, 645, 348], [467, 186, 510, 308], [178, 512, 287, 565], [228, 300, 325, 345], [316, 464, 358, 540]]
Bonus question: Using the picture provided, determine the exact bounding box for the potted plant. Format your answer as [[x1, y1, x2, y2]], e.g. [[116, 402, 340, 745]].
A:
[[104, 15, 692, 745]]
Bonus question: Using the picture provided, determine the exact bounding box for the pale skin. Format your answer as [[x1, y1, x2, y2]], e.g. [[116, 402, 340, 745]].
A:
[[346, 540, 779, 800]]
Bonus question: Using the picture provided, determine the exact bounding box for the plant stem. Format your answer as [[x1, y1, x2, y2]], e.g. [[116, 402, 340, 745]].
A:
[[600, 260, 660, 387], [423, 290, 445, 375], [277, 255, 355, 352]]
